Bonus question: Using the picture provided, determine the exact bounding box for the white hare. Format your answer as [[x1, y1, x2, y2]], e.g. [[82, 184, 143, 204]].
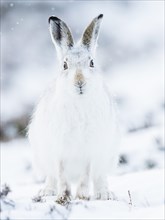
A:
[[28, 14, 120, 203]]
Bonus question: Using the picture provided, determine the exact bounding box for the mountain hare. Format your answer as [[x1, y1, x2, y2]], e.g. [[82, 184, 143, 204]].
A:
[[28, 14, 120, 203]]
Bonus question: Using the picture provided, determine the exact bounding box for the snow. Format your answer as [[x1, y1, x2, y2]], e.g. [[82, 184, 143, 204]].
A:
[[1, 1, 164, 219], [9, 3, 14, 7]]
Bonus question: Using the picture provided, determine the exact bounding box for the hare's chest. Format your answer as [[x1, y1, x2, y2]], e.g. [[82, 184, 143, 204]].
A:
[[51, 94, 111, 164], [52, 93, 111, 138]]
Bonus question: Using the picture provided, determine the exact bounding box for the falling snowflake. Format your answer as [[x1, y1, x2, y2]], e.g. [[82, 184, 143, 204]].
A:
[[9, 3, 14, 7]]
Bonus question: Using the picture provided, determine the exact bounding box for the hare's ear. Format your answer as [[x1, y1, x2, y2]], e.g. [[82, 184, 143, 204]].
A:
[[49, 16, 74, 57], [81, 14, 103, 55]]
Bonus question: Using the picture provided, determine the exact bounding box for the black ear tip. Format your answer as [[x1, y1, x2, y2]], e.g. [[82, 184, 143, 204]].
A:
[[48, 16, 61, 24], [98, 14, 103, 19]]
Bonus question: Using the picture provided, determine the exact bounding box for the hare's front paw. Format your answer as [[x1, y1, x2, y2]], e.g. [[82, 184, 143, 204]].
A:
[[38, 187, 57, 197], [76, 186, 90, 200], [56, 194, 71, 205]]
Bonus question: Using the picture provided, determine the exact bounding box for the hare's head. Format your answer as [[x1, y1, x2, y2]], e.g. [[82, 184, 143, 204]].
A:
[[49, 14, 103, 95]]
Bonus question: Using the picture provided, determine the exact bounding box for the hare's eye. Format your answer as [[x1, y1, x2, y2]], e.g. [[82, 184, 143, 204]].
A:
[[90, 59, 94, 68], [63, 61, 68, 70]]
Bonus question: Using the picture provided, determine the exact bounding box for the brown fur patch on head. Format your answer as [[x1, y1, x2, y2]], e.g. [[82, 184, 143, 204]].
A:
[[74, 69, 85, 86]]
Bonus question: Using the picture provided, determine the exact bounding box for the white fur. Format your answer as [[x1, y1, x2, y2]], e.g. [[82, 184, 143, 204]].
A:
[[28, 15, 120, 201]]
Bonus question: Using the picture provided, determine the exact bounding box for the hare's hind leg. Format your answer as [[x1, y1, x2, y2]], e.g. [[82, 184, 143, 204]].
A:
[[56, 161, 71, 205], [76, 164, 90, 200], [38, 176, 57, 197]]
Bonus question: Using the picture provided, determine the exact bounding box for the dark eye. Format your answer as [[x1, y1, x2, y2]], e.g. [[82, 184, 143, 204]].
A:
[[63, 61, 68, 70], [90, 59, 94, 68]]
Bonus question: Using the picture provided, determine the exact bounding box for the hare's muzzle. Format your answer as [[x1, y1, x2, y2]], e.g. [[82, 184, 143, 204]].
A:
[[74, 69, 86, 95]]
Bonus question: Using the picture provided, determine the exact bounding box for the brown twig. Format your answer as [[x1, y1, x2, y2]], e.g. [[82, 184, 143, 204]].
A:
[[128, 190, 132, 206]]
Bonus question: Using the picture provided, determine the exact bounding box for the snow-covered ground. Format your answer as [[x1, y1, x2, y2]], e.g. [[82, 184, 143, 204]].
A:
[[1, 1, 164, 219], [1, 127, 164, 220]]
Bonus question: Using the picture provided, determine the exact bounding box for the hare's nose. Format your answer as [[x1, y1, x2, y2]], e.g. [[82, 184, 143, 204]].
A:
[[74, 79, 86, 88], [77, 80, 86, 88], [74, 80, 86, 94]]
